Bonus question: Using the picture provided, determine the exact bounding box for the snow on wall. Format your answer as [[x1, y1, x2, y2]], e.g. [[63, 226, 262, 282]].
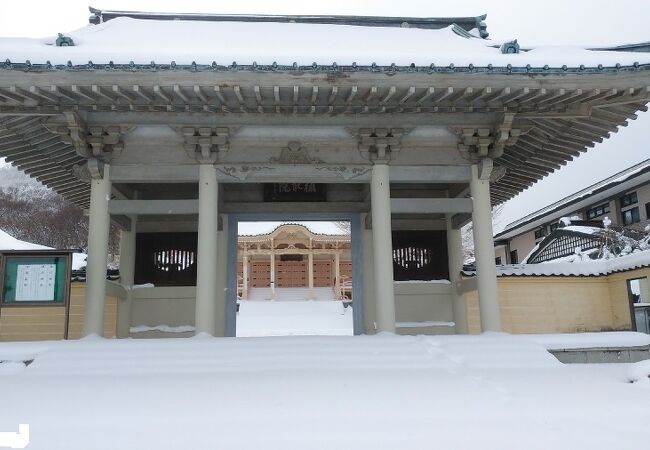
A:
[[1, 17, 648, 67]]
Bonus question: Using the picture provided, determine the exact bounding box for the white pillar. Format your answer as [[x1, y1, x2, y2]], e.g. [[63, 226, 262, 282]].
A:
[[470, 164, 501, 332], [242, 253, 249, 300], [195, 164, 219, 335], [270, 244, 276, 300], [371, 163, 396, 332], [307, 252, 314, 298], [83, 164, 112, 337], [446, 215, 468, 334], [116, 216, 136, 338], [334, 252, 341, 299]]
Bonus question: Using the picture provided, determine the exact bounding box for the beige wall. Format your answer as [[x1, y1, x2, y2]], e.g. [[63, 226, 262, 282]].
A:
[[129, 286, 196, 338], [2, 268, 647, 340], [394, 281, 454, 335], [464, 268, 650, 334], [494, 246, 507, 265], [0, 283, 117, 341], [509, 232, 536, 263]]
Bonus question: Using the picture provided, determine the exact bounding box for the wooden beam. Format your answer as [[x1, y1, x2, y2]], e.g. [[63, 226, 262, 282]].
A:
[[108, 199, 199, 215], [390, 198, 472, 214]]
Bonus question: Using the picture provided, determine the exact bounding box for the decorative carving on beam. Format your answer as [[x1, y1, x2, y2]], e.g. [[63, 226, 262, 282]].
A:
[[269, 141, 322, 164], [214, 163, 371, 182], [314, 166, 372, 181], [180, 126, 230, 163], [356, 127, 408, 162]]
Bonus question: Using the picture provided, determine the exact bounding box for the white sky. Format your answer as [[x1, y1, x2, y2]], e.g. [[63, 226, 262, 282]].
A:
[[1, 0, 649, 232]]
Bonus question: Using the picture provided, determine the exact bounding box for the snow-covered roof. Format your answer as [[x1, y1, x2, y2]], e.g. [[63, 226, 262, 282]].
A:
[[1, 14, 649, 69], [465, 249, 650, 277], [238, 222, 349, 237], [495, 158, 650, 240], [0, 229, 50, 251], [0, 229, 87, 270], [1, 9, 649, 211]]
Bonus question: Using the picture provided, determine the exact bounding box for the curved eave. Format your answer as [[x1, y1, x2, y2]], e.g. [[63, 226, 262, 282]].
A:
[[0, 65, 648, 207], [0, 116, 88, 207]]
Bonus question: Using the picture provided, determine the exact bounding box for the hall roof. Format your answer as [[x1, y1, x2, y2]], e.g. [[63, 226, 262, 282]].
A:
[[0, 8, 649, 209], [239, 223, 350, 240]]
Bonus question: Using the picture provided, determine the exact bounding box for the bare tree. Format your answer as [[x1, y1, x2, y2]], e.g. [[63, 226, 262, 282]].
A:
[[0, 166, 120, 260], [462, 204, 504, 263], [333, 221, 351, 234]]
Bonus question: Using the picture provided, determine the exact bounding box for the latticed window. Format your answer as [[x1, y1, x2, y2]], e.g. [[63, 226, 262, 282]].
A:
[[391, 230, 449, 281], [527, 231, 603, 263], [135, 233, 198, 286]]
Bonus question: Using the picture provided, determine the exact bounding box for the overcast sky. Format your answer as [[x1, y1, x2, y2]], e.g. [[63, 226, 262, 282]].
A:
[[1, 0, 648, 232]]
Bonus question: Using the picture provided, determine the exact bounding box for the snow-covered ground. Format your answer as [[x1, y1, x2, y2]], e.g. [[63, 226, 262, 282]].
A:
[[0, 333, 649, 450], [236, 300, 353, 337]]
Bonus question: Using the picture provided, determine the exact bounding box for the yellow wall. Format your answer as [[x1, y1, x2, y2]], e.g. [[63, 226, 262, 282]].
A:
[[465, 268, 650, 334], [0, 282, 118, 341], [67, 283, 118, 339]]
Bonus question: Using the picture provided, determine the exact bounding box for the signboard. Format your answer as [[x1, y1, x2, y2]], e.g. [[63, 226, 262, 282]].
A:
[[16, 264, 56, 301], [1, 254, 70, 305], [263, 183, 326, 202]]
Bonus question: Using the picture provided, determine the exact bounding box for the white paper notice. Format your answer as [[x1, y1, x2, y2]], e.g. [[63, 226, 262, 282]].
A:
[[15, 264, 56, 301]]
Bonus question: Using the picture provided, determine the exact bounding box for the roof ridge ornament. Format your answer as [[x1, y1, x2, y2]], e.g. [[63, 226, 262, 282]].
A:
[[55, 33, 75, 47], [500, 39, 520, 54]]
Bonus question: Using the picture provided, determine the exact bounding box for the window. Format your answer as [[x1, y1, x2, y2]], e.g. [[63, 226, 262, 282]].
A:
[[495, 257, 502, 265], [646, 202, 650, 221], [392, 230, 449, 281], [135, 232, 198, 286], [509, 250, 518, 264], [550, 222, 559, 232], [627, 278, 649, 333], [620, 191, 638, 208], [534, 227, 547, 240], [621, 207, 640, 226], [586, 203, 610, 219]]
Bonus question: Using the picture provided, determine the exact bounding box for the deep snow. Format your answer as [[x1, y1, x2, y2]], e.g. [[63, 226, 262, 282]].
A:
[[0, 332, 648, 450]]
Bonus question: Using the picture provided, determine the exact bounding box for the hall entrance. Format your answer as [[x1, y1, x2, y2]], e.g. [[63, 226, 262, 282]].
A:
[[231, 219, 360, 337]]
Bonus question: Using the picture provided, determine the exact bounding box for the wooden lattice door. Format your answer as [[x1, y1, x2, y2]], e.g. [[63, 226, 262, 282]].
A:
[[276, 261, 306, 287], [251, 261, 271, 287], [313, 261, 332, 287]]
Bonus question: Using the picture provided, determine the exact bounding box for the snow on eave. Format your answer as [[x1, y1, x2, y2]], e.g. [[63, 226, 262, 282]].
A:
[[495, 159, 650, 240], [464, 249, 650, 278]]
